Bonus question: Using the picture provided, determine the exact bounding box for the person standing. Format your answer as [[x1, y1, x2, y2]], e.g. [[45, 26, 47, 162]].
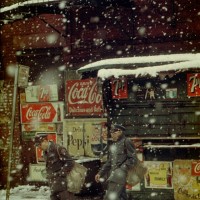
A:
[[95, 124, 137, 200], [34, 134, 75, 200]]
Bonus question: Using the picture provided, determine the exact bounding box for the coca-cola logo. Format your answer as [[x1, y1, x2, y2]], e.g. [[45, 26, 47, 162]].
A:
[[21, 103, 57, 123], [68, 81, 102, 104], [194, 162, 200, 174], [26, 106, 51, 120]]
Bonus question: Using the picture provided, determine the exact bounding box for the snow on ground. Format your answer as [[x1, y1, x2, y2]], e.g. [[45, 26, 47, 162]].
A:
[[0, 185, 50, 200], [0, 185, 102, 200]]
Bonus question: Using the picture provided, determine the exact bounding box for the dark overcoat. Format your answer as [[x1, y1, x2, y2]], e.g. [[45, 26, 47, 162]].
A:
[[99, 135, 137, 184], [43, 141, 74, 193]]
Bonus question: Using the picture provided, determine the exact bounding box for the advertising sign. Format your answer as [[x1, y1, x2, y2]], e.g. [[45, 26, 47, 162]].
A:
[[84, 120, 107, 157], [22, 131, 36, 141], [18, 65, 29, 88], [191, 160, 200, 176], [187, 73, 200, 97], [165, 88, 178, 99], [63, 118, 107, 157], [64, 121, 85, 157], [66, 78, 103, 116], [144, 161, 173, 189], [25, 84, 58, 102], [174, 159, 200, 200], [29, 164, 47, 182], [22, 123, 56, 132], [20, 102, 64, 123], [111, 78, 128, 99], [36, 132, 57, 163]]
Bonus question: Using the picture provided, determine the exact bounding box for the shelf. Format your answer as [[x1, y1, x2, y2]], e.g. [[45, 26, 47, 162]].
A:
[[129, 137, 200, 140], [143, 144, 200, 148]]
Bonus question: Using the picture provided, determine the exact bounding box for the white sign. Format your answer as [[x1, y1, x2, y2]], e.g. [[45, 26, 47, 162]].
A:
[[63, 118, 107, 157], [29, 164, 47, 182], [25, 84, 58, 102], [18, 65, 29, 87], [21, 123, 56, 132]]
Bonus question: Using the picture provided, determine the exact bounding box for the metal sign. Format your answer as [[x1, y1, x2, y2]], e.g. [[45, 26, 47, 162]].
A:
[[111, 78, 128, 99], [20, 102, 64, 123], [18, 65, 29, 88], [29, 164, 47, 182], [187, 73, 200, 97], [25, 84, 58, 102], [66, 78, 103, 116]]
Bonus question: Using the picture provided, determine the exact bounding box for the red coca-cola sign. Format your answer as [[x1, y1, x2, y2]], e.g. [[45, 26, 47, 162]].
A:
[[20, 102, 62, 123], [191, 161, 200, 176], [66, 78, 103, 116]]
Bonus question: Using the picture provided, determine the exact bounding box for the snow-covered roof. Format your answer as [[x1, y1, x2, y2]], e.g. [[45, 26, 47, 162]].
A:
[[77, 53, 200, 79], [98, 59, 200, 79], [0, 0, 58, 13]]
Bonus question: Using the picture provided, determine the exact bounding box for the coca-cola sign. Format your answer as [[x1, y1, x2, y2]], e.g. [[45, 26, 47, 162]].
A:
[[191, 161, 200, 176], [66, 78, 103, 116], [20, 102, 63, 123]]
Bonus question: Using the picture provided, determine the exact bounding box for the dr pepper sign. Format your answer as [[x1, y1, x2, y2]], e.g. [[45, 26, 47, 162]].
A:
[[66, 78, 103, 116], [20, 102, 63, 123]]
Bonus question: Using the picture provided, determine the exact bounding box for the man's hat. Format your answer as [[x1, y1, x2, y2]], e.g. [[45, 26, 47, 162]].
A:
[[33, 134, 48, 146], [110, 124, 126, 132]]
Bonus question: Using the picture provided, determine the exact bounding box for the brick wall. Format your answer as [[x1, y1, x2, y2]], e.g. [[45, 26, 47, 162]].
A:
[[0, 80, 22, 188]]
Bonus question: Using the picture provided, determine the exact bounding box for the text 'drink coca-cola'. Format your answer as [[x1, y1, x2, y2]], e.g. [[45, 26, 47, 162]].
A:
[[66, 78, 103, 116]]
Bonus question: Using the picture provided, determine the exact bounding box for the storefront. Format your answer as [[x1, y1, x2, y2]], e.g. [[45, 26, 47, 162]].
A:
[[19, 75, 108, 195], [77, 54, 200, 200]]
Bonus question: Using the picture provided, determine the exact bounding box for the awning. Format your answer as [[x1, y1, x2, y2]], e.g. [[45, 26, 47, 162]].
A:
[[77, 53, 200, 78], [98, 59, 200, 80]]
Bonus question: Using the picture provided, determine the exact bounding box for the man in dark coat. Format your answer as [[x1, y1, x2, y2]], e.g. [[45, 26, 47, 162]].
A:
[[95, 124, 137, 200], [34, 134, 75, 200]]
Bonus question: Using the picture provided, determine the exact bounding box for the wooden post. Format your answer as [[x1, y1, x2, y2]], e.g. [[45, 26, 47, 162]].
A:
[[6, 66, 19, 200]]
